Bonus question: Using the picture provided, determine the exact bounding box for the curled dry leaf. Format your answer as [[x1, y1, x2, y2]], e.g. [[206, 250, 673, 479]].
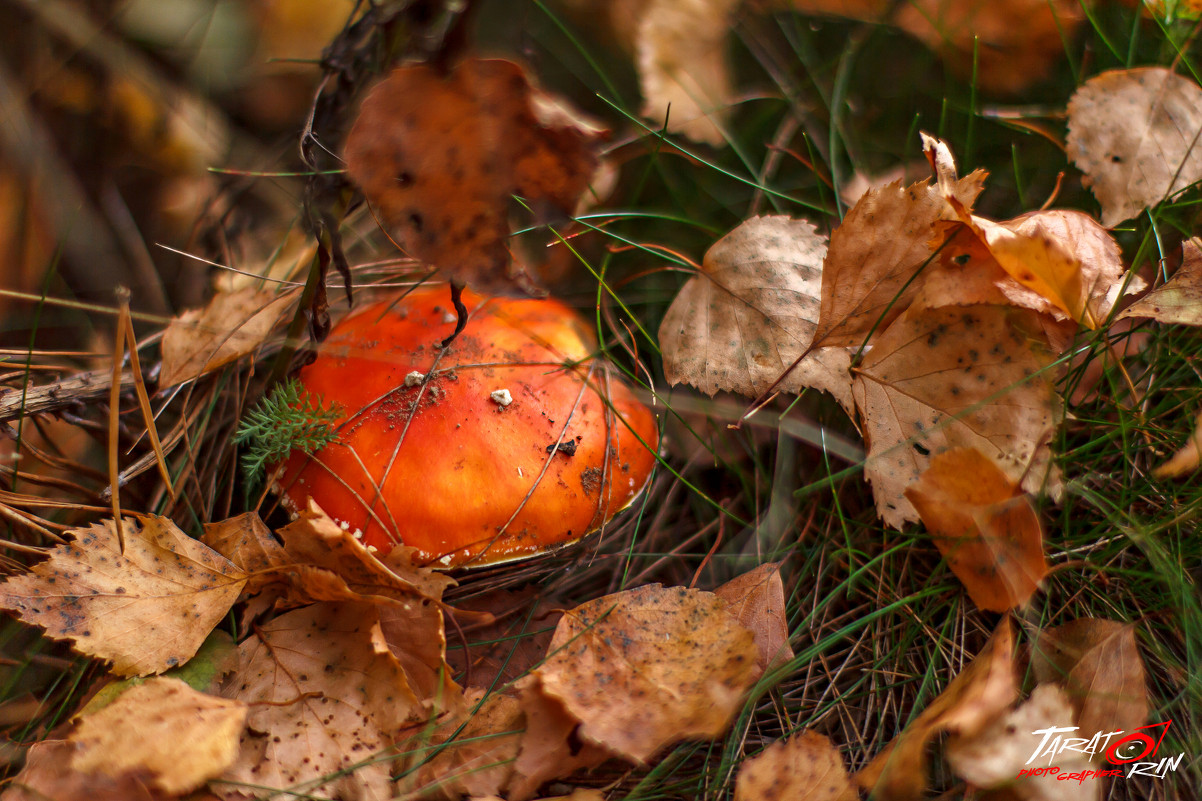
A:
[[1150, 410, 1202, 479], [1120, 238, 1202, 326], [402, 689, 524, 800], [159, 288, 294, 387], [205, 506, 460, 710], [216, 602, 422, 801], [69, 677, 247, 795], [344, 59, 605, 295], [510, 682, 611, 801], [1031, 618, 1148, 739], [1068, 67, 1202, 227], [857, 618, 1017, 801], [276, 501, 456, 602], [924, 135, 1139, 327], [946, 684, 1096, 801], [812, 168, 986, 349], [905, 447, 1049, 612], [637, 0, 739, 145], [713, 562, 794, 671], [734, 730, 856, 801], [659, 215, 853, 411], [0, 516, 247, 677], [852, 305, 1060, 529], [529, 583, 760, 764]]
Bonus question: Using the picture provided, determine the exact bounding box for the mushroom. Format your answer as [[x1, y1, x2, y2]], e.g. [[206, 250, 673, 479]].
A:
[[274, 285, 658, 567]]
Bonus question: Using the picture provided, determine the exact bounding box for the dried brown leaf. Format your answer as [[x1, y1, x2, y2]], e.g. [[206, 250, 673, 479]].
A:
[[69, 677, 246, 794], [277, 501, 456, 602], [0, 516, 247, 676], [444, 587, 561, 692], [531, 583, 760, 763], [813, 171, 986, 349], [3, 740, 166, 801], [509, 680, 611, 801], [1120, 238, 1202, 326], [1068, 67, 1202, 227], [852, 305, 1060, 528], [857, 618, 1017, 801], [905, 447, 1048, 612], [216, 602, 422, 801], [344, 59, 605, 295], [734, 730, 856, 801], [159, 289, 293, 387], [713, 562, 794, 671], [946, 684, 1097, 801], [637, 0, 739, 144], [659, 216, 853, 410], [1031, 618, 1148, 738], [924, 135, 1139, 327]]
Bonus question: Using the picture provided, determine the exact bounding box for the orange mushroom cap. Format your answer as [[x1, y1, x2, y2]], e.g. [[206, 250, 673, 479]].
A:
[[275, 286, 658, 567]]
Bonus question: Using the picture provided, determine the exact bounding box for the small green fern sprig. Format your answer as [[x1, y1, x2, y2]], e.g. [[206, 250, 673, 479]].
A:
[[234, 378, 342, 487]]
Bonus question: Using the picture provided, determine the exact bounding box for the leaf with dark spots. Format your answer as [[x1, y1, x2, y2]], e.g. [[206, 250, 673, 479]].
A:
[[0, 516, 247, 677], [215, 602, 422, 801], [659, 215, 854, 412], [812, 168, 986, 350], [852, 305, 1061, 528], [525, 582, 760, 764], [343, 58, 606, 296]]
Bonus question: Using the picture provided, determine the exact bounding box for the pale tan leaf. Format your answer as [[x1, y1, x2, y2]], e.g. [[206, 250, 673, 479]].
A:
[[659, 216, 852, 410], [159, 288, 293, 387], [1031, 618, 1148, 738], [531, 583, 760, 763], [216, 602, 421, 801], [856, 618, 1017, 801], [1151, 410, 1202, 478], [947, 684, 1096, 801], [905, 447, 1049, 612], [852, 306, 1061, 529], [713, 562, 794, 671], [734, 730, 856, 801], [70, 677, 246, 794], [1120, 238, 1202, 326], [813, 171, 986, 349], [1068, 67, 1202, 227], [0, 516, 247, 676], [637, 0, 739, 144]]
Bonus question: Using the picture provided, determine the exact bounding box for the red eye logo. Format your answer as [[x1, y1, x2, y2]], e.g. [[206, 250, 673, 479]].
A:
[[1106, 721, 1172, 764]]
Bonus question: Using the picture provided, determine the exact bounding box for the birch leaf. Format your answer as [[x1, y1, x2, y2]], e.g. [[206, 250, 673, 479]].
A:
[[852, 305, 1060, 529], [0, 516, 247, 676], [1068, 67, 1202, 227], [659, 216, 853, 411]]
